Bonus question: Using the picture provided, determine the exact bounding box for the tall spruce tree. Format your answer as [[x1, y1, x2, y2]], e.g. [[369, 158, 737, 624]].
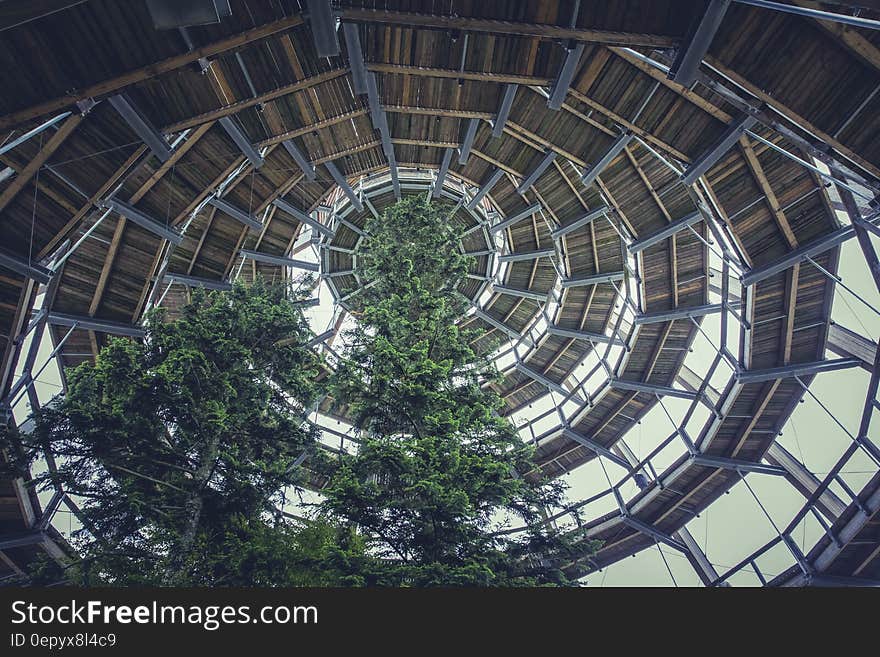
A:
[[318, 196, 593, 586], [5, 279, 363, 586]]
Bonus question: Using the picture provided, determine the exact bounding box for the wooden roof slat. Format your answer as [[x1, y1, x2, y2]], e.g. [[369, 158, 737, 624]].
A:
[[0, 15, 306, 131]]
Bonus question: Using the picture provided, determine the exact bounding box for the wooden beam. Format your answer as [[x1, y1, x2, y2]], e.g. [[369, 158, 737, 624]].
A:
[[337, 8, 677, 47], [258, 108, 369, 147], [384, 105, 494, 120], [564, 87, 691, 163], [781, 263, 800, 365], [365, 63, 552, 86], [0, 113, 82, 211], [163, 68, 349, 133], [0, 15, 306, 130], [609, 47, 732, 124], [739, 136, 799, 248]]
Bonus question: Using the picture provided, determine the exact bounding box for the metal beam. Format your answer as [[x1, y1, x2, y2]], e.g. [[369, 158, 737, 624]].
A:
[[805, 574, 880, 587], [467, 168, 505, 209], [609, 378, 698, 400], [498, 247, 555, 263], [493, 83, 518, 138], [580, 132, 632, 188], [547, 324, 624, 345], [634, 302, 731, 325], [827, 323, 877, 369], [737, 358, 862, 385], [737, 358, 862, 384], [324, 160, 363, 212], [335, 215, 367, 237], [102, 198, 182, 245], [0, 531, 48, 551], [306, 329, 336, 348], [691, 453, 787, 476], [458, 118, 479, 165], [561, 270, 625, 288], [433, 148, 454, 197], [282, 140, 316, 181], [517, 150, 557, 194], [388, 149, 401, 199], [561, 428, 630, 470], [306, 0, 340, 58], [515, 362, 584, 404], [677, 363, 721, 405], [0, 248, 53, 285], [681, 113, 757, 186], [208, 197, 262, 230], [551, 206, 607, 239], [741, 226, 854, 286], [491, 203, 543, 234], [668, 0, 731, 86], [274, 198, 335, 238], [493, 284, 547, 302], [108, 94, 172, 162], [342, 22, 367, 94], [675, 527, 726, 586], [0, 111, 71, 158], [734, 0, 880, 31], [239, 248, 319, 271], [765, 442, 847, 520], [628, 211, 703, 254], [47, 312, 145, 338], [165, 273, 232, 291], [218, 116, 263, 169], [548, 43, 585, 110], [622, 516, 688, 553], [472, 308, 527, 343], [365, 71, 382, 128]]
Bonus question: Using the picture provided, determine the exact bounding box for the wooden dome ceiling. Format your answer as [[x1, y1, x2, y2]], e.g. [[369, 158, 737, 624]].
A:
[[2, 0, 879, 586]]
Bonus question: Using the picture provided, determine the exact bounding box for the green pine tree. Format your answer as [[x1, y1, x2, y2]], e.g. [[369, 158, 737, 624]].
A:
[[5, 278, 356, 585], [316, 196, 595, 586]]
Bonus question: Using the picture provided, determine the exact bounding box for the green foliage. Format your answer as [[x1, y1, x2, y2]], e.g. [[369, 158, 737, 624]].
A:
[[319, 196, 594, 586], [7, 278, 345, 586], [4, 198, 595, 587]]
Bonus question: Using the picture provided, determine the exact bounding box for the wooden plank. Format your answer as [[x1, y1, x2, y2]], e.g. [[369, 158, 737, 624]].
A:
[[739, 136, 799, 249], [792, 1, 880, 74], [366, 64, 552, 86], [609, 46, 732, 124], [258, 108, 369, 147], [705, 56, 880, 180], [163, 69, 349, 133], [781, 263, 800, 365], [0, 15, 306, 130], [565, 87, 691, 163]]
